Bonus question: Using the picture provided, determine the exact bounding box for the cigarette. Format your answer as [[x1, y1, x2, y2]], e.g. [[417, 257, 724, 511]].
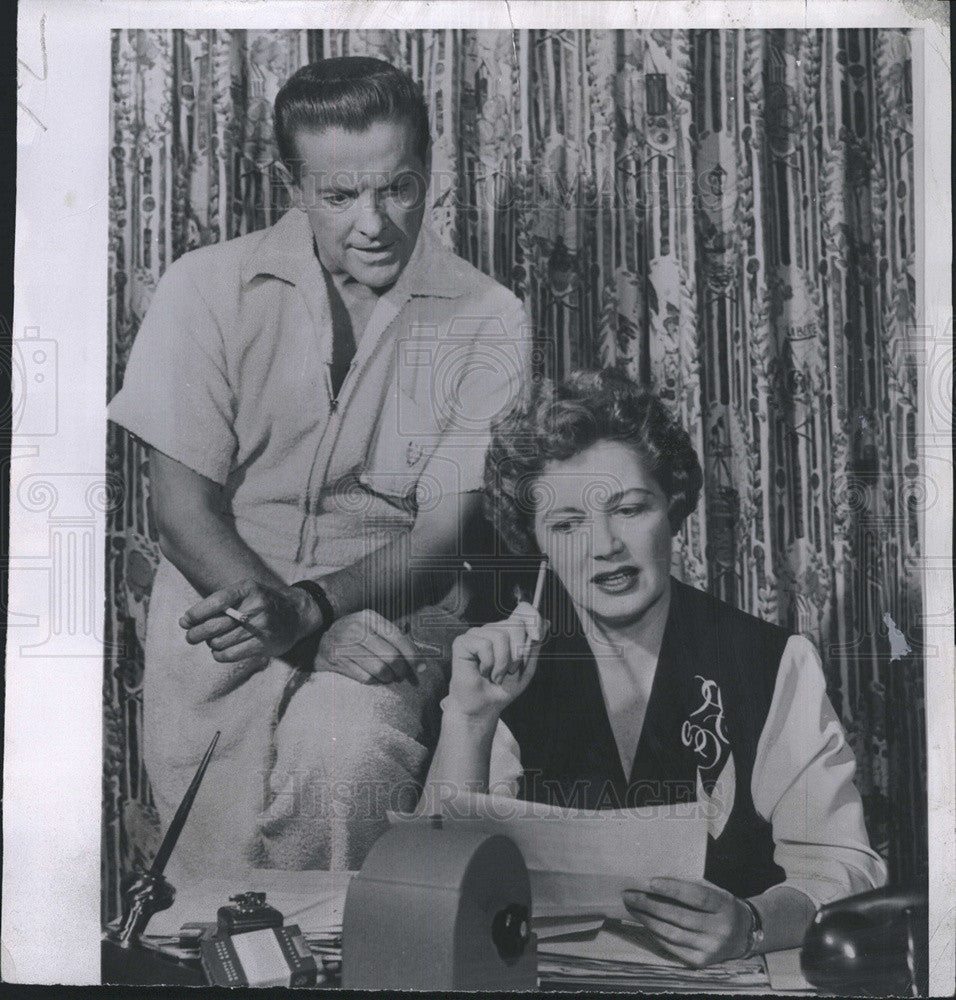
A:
[[399, 620, 442, 663], [225, 606, 267, 639]]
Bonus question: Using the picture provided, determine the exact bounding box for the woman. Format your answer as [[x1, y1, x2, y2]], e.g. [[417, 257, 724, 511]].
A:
[[423, 369, 887, 967]]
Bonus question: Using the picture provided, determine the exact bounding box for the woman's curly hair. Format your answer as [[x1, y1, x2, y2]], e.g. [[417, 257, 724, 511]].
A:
[[484, 369, 703, 554]]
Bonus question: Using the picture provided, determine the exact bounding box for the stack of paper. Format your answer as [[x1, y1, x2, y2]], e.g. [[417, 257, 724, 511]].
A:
[[537, 918, 769, 992]]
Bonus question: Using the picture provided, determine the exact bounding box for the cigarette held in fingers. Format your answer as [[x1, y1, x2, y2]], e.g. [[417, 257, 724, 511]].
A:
[[224, 606, 268, 639], [399, 621, 440, 670]]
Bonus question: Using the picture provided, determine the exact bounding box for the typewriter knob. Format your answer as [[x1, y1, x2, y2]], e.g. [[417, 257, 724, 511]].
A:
[[492, 903, 531, 961]]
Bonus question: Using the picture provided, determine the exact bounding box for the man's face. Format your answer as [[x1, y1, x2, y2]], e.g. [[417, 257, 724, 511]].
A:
[[292, 118, 428, 290]]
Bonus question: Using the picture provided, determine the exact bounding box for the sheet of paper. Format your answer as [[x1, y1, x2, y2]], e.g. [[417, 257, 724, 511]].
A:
[[538, 918, 679, 965], [533, 915, 606, 941], [391, 791, 707, 918]]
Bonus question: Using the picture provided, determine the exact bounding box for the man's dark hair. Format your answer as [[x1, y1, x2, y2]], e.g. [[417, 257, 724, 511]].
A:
[[484, 368, 704, 553], [274, 57, 431, 176]]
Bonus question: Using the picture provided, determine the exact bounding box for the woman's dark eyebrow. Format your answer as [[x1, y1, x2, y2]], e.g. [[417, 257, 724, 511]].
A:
[[545, 506, 585, 517], [546, 488, 655, 517], [605, 487, 656, 506]]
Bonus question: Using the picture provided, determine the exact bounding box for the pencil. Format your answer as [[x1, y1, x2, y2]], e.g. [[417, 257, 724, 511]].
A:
[[521, 557, 548, 664], [530, 557, 547, 612]]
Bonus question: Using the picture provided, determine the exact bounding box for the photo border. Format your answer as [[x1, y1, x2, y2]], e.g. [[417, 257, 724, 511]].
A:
[[7, 1, 952, 988]]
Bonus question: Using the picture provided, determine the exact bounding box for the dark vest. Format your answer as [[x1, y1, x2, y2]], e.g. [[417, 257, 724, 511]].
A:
[[501, 577, 790, 898]]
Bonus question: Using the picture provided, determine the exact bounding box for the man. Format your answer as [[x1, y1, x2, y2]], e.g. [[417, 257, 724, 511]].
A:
[[109, 57, 528, 877]]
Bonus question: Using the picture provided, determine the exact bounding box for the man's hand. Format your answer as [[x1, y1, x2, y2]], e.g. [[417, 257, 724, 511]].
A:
[[315, 609, 424, 685], [180, 579, 325, 662], [622, 877, 752, 968]]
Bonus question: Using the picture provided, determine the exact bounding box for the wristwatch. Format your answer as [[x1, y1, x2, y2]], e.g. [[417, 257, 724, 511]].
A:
[[740, 898, 765, 959], [290, 579, 335, 636]]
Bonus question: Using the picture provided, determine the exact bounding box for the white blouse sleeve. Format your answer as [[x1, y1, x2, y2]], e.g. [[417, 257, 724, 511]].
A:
[[486, 718, 524, 799], [425, 697, 524, 801], [751, 635, 889, 909]]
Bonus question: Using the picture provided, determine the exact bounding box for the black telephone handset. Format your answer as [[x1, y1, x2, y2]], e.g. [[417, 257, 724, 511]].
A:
[[800, 884, 928, 996]]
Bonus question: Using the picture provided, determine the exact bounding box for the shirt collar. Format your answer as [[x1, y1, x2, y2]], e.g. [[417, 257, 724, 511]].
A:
[[240, 208, 477, 300]]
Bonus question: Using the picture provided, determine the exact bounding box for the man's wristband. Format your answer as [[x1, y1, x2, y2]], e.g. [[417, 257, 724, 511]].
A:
[[290, 579, 335, 636], [740, 898, 765, 959]]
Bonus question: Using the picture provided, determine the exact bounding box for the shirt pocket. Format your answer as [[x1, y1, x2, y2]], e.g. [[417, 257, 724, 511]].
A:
[[359, 376, 444, 506]]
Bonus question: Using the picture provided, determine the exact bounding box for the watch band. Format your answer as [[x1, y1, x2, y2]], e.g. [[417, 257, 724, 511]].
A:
[[290, 579, 335, 636], [740, 898, 765, 959]]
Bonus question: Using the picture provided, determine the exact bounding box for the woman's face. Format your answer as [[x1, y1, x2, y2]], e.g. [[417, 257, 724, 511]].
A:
[[532, 439, 674, 629]]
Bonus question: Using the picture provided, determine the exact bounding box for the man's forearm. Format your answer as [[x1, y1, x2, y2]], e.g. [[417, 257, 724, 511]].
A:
[[317, 536, 457, 620], [150, 447, 286, 598], [319, 492, 481, 621], [158, 508, 284, 598]]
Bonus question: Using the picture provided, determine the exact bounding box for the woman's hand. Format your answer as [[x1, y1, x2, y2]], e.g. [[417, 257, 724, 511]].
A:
[[314, 609, 424, 685], [447, 602, 548, 720], [622, 877, 753, 967], [180, 578, 325, 662]]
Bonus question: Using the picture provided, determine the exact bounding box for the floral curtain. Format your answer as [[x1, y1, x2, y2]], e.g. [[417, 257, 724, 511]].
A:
[[105, 28, 921, 920]]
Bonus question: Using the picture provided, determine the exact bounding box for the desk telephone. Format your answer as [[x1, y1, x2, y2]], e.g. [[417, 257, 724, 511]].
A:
[[801, 884, 928, 996]]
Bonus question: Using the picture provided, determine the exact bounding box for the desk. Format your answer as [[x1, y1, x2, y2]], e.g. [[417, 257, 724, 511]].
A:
[[111, 870, 813, 992], [108, 939, 812, 992]]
